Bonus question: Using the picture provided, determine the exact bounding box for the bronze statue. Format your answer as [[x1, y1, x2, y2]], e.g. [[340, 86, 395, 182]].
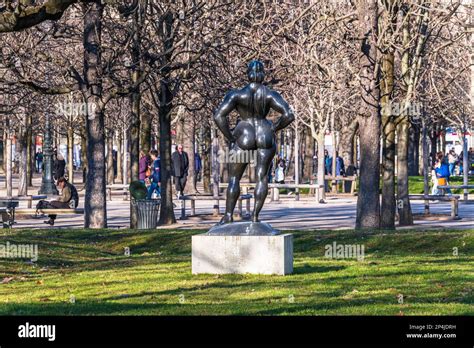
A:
[[213, 60, 295, 225]]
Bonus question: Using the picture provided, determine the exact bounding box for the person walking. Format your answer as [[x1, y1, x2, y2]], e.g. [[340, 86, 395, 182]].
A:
[[324, 150, 332, 192], [35, 149, 43, 173], [469, 147, 474, 174], [54, 153, 66, 182], [146, 150, 161, 199], [324, 150, 331, 175], [139, 150, 151, 183], [435, 152, 452, 196], [274, 159, 286, 184], [334, 151, 345, 176], [171, 144, 189, 198], [194, 151, 202, 187], [447, 148, 458, 176], [41, 177, 79, 226]]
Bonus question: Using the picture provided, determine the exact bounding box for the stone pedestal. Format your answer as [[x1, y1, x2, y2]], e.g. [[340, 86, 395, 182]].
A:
[[192, 232, 293, 275]]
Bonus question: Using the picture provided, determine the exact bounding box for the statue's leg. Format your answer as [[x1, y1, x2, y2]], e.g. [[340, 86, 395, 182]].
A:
[[252, 145, 276, 222], [219, 145, 248, 224]]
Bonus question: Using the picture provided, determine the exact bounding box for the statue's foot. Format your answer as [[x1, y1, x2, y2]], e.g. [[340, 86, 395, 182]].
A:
[[218, 214, 233, 225], [251, 214, 260, 223]]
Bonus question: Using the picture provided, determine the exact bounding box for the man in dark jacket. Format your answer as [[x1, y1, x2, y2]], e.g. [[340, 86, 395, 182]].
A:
[[171, 144, 189, 197]]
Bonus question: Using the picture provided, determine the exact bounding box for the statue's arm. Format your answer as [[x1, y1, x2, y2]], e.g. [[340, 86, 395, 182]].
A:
[[213, 91, 237, 142], [270, 91, 295, 132]]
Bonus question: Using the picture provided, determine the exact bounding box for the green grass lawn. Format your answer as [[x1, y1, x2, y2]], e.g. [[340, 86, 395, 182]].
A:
[[0, 228, 472, 315]]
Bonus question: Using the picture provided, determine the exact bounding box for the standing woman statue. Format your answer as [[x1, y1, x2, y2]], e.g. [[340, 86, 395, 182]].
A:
[[213, 60, 295, 225]]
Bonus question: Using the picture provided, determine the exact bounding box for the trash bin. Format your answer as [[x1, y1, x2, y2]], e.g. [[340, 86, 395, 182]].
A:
[[132, 199, 160, 229]]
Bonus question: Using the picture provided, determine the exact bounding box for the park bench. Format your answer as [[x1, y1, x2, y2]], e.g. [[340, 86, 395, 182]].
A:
[[0, 195, 47, 208], [219, 182, 326, 202], [438, 185, 474, 201], [0, 196, 48, 228], [324, 175, 358, 194], [15, 208, 85, 215], [269, 183, 325, 201], [409, 194, 460, 219], [1, 207, 84, 228], [178, 194, 252, 220], [106, 184, 130, 201]]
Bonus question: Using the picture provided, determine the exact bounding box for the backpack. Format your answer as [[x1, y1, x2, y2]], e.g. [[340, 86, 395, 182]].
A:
[[67, 183, 79, 208]]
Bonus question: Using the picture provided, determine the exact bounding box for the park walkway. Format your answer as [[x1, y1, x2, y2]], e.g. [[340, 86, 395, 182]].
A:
[[1, 173, 473, 231]]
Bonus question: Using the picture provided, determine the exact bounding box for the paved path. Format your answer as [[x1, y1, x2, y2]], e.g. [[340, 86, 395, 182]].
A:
[[1, 172, 473, 231], [4, 195, 474, 231]]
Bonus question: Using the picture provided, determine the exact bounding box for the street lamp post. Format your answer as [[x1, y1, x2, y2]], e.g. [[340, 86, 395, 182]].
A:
[[39, 113, 59, 195]]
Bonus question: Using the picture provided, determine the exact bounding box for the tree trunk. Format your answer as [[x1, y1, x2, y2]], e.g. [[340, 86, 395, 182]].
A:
[[27, 116, 34, 187], [5, 122, 12, 197], [158, 79, 176, 224], [67, 124, 74, 183], [18, 114, 28, 196], [429, 128, 437, 165], [462, 121, 469, 201], [129, 6, 142, 228], [408, 124, 420, 176], [157, 12, 176, 225], [183, 116, 197, 194], [355, 0, 381, 230], [380, 37, 396, 229], [422, 119, 430, 214], [303, 127, 314, 183], [202, 126, 211, 193], [116, 130, 123, 184], [140, 113, 152, 154], [2, 128, 6, 176], [107, 131, 114, 184], [338, 119, 358, 168], [123, 126, 129, 185], [80, 126, 87, 184], [83, 0, 107, 229], [316, 129, 326, 201], [397, 120, 413, 225]]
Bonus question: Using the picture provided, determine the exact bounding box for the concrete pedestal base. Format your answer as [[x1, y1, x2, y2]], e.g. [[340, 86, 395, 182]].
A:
[[192, 233, 293, 275]]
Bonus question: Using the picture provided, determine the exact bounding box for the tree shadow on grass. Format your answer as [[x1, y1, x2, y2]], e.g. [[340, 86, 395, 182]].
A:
[[293, 264, 346, 275]]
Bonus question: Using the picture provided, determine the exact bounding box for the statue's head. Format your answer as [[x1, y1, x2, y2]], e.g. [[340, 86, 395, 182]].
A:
[[247, 60, 265, 83]]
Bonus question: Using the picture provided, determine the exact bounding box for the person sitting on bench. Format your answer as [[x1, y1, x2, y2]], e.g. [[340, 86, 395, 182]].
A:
[[39, 177, 79, 226]]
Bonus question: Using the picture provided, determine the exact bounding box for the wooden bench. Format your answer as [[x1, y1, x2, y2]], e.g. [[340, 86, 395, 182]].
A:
[[438, 185, 474, 201], [0, 206, 84, 228], [324, 175, 358, 194], [178, 194, 252, 220], [269, 183, 325, 202], [218, 182, 326, 202], [0, 195, 47, 208], [16, 208, 85, 215], [409, 194, 460, 219], [106, 185, 130, 201]]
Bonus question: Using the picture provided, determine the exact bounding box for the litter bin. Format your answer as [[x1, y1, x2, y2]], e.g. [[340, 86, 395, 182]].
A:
[[132, 199, 161, 229]]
